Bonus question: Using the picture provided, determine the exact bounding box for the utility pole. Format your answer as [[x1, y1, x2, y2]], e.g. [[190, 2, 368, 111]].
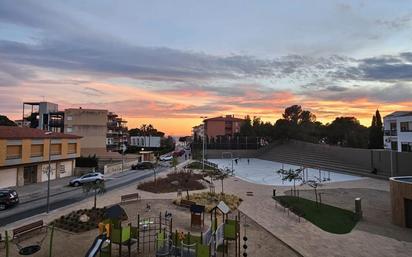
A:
[[45, 131, 53, 214], [200, 116, 207, 171]]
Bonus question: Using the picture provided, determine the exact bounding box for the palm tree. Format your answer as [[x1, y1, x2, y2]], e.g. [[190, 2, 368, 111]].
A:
[[82, 181, 106, 209], [277, 168, 303, 196]]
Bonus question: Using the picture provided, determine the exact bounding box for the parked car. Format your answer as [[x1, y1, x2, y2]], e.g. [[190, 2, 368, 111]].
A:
[[173, 149, 185, 157], [159, 155, 173, 161], [69, 172, 104, 187], [132, 162, 154, 170], [0, 189, 19, 210]]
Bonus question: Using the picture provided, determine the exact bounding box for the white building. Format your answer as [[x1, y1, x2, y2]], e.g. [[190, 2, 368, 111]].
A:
[[383, 111, 412, 152], [130, 136, 161, 148]]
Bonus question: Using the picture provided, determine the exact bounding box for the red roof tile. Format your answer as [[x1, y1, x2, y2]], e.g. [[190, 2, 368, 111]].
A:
[[0, 126, 82, 139]]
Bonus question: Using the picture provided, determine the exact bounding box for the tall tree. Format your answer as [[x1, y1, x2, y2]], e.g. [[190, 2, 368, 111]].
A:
[[283, 105, 302, 125], [369, 110, 384, 149], [0, 115, 17, 126], [240, 115, 254, 136]]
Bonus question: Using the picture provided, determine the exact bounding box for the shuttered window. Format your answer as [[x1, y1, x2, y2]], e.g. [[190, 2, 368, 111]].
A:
[[31, 144, 44, 157], [6, 145, 22, 159], [50, 144, 62, 155], [68, 143, 77, 154]]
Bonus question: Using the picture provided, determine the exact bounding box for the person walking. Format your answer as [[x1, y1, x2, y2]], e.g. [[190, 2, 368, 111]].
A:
[[247, 158, 250, 164]]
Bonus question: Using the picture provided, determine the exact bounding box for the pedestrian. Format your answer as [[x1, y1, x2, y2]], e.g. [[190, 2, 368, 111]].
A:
[[235, 158, 238, 165], [247, 158, 250, 164]]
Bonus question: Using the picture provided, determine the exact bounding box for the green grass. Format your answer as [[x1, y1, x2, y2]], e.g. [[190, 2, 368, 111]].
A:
[[274, 195, 357, 234], [185, 161, 217, 170]]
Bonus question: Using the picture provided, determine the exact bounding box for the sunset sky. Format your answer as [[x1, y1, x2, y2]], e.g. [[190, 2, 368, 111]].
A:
[[1, 1, 412, 136]]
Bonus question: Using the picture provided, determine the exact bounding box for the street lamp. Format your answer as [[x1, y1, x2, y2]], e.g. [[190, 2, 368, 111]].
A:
[[45, 131, 53, 214], [200, 116, 207, 171]]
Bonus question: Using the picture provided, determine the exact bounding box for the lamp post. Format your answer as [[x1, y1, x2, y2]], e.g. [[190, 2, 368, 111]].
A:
[[200, 116, 207, 171], [45, 131, 53, 214]]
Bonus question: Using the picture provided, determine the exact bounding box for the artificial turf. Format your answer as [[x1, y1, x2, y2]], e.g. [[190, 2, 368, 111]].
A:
[[274, 195, 358, 234]]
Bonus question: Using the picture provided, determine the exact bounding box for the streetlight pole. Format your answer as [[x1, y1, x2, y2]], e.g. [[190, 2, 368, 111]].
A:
[[200, 116, 207, 171], [45, 131, 52, 214]]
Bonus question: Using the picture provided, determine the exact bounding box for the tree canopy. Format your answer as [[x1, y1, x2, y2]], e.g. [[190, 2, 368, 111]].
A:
[[0, 115, 17, 126]]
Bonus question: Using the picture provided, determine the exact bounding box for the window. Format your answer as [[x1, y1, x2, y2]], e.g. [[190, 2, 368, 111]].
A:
[[50, 144, 62, 155], [401, 142, 412, 152], [390, 122, 397, 130], [6, 145, 22, 159], [31, 144, 44, 157], [67, 116, 72, 121], [400, 122, 412, 132], [66, 127, 73, 133], [68, 143, 77, 154], [391, 141, 398, 151]]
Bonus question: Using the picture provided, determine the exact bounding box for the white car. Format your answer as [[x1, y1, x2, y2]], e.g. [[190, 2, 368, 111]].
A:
[[159, 155, 173, 161], [69, 172, 104, 187]]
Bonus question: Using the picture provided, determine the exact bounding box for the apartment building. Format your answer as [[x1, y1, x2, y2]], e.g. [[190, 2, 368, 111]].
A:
[[22, 101, 65, 132], [107, 112, 128, 152], [383, 111, 412, 152], [192, 124, 204, 140], [130, 136, 161, 148], [0, 126, 81, 188], [64, 108, 108, 154], [203, 115, 245, 138]]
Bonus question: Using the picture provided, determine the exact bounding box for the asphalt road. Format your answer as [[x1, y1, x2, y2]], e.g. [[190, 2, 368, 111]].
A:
[[1, 157, 192, 227]]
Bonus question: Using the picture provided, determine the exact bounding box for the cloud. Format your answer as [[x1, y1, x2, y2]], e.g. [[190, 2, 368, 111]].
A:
[[375, 14, 412, 30]]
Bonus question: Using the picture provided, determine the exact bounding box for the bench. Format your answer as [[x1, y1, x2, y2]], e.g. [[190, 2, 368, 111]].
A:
[[120, 193, 140, 203], [13, 220, 44, 239], [180, 199, 196, 208]]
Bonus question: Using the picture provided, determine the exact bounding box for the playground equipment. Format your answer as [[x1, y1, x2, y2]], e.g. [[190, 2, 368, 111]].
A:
[[1, 225, 54, 257], [190, 204, 205, 228]]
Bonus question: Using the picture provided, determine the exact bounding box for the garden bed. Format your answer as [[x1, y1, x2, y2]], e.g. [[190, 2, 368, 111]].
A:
[[274, 195, 357, 234], [137, 171, 206, 193], [184, 161, 218, 170], [175, 192, 242, 212], [51, 207, 107, 233]]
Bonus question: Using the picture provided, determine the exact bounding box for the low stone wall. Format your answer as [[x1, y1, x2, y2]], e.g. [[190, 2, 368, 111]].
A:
[[103, 159, 140, 175]]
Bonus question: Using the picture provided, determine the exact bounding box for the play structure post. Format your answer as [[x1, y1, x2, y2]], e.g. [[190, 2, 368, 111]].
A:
[[137, 214, 140, 254], [5, 230, 9, 257], [49, 225, 55, 257]]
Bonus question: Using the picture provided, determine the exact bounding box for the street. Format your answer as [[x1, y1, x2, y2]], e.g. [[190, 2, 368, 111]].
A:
[[0, 163, 171, 226]]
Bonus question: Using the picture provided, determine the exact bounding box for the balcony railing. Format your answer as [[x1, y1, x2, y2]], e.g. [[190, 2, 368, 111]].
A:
[[384, 130, 397, 136]]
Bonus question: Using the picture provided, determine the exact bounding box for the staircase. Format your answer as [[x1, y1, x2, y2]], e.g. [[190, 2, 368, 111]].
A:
[[258, 142, 389, 179]]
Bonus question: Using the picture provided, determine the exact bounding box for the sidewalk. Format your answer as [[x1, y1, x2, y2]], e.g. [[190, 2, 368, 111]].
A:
[[1, 159, 194, 233]]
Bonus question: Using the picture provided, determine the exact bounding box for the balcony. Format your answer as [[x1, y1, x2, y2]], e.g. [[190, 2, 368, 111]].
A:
[[384, 130, 397, 136]]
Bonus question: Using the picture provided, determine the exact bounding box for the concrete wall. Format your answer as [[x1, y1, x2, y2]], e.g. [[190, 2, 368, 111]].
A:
[[0, 167, 17, 188], [277, 140, 412, 177], [103, 159, 140, 175]]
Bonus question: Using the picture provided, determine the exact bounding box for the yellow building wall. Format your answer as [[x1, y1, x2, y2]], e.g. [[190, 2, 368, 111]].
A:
[[44, 139, 50, 161], [61, 139, 68, 158], [0, 139, 6, 165], [21, 139, 31, 162], [76, 141, 81, 157]]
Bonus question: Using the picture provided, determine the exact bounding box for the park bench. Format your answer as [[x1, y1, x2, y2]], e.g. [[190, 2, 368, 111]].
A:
[[13, 220, 44, 239], [120, 193, 140, 204], [180, 199, 196, 208]]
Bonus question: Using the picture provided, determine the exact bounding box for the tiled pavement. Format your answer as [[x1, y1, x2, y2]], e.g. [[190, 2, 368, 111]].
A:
[[3, 164, 412, 257]]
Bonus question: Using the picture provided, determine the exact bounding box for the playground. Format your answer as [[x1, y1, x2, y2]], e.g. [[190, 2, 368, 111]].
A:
[[0, 199, 300, 257]]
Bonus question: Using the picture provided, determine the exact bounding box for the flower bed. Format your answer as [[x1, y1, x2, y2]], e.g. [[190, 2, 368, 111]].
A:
[[51, 207, 107, 233], [138, 171, 206, 193], [175, 192, 242, 212]]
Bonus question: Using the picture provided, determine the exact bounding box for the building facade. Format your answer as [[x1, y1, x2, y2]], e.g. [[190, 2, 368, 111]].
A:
[[0, 126, 81, 188], [106, 112, 128, 152], [22, 101, 64, 132], [203, 115, 245, 139], [64, 108, 108, 154], [383, 111, 412, 152], [192, 124, 204, 140], [130, 136, 161, 148]]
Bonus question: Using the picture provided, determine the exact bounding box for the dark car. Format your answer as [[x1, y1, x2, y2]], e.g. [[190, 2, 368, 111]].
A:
[[0, 189, 19, 210], [173, 149, 186, 157], [132, 162, 154, 170]]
